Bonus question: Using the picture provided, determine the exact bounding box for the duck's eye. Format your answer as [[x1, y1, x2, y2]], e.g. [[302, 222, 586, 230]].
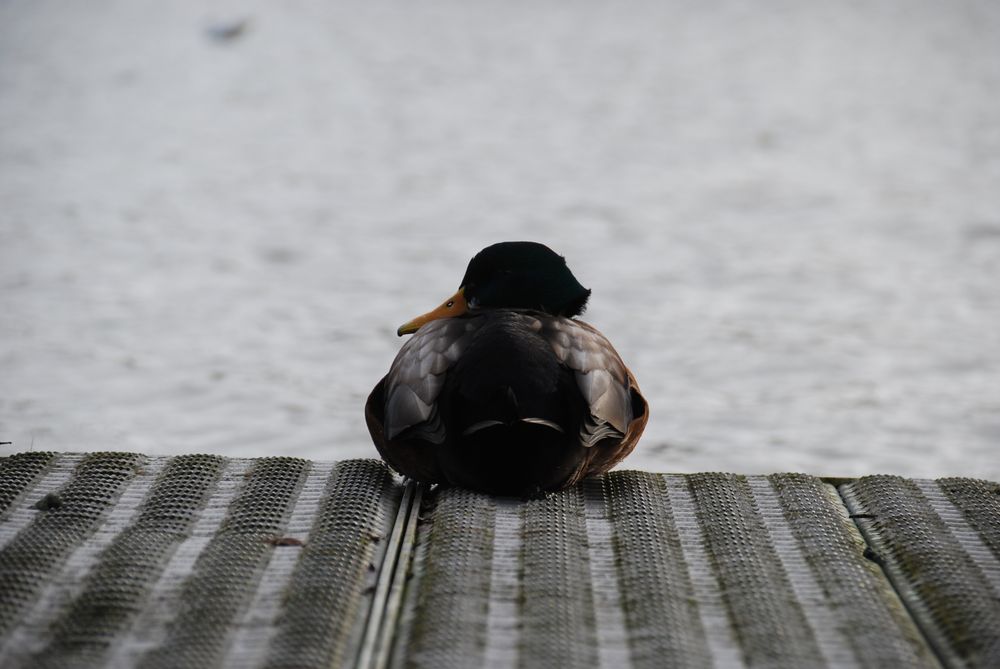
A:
[[446, 300, 455, 308]]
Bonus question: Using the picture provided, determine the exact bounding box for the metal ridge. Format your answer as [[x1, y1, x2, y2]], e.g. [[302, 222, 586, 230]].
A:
[[356, 479, 424, 669]]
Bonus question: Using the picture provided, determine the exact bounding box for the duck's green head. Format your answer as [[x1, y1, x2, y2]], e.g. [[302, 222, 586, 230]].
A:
[[398, 241, 592, 336]]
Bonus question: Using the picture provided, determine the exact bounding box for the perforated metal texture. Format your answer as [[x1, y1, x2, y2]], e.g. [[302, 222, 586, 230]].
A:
[[0, 453, 403, 669], [766, 474, 930, 667], [842, 476, 1000, 668], [392, 472, 943, 669], [0, 455, 998, 668], [31, 454, 225, 668], [601, 471, 710, 667], [137, 457, 311, 669], [0, 452, 144, 637], [393, 486, 495, 668], [688, 473, 821, 667], [264, 459, 400, 669], [937, 477, 1000, 560], [521, 486, 597, 667], [0, 452, 57, 515]]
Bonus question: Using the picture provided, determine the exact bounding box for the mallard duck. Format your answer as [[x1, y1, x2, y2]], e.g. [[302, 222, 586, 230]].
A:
[[365, 241, 648, 496]]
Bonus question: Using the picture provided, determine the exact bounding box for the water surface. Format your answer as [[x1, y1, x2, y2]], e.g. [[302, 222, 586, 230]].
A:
[[2, 1, 999, 478]]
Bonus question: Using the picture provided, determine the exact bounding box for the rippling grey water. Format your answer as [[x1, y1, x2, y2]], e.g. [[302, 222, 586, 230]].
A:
[[2, 0, 999, 479]]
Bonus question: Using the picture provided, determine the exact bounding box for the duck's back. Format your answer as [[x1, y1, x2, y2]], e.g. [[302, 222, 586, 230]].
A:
[[366, 311, 647, 495], [443, 313, 578, 429]]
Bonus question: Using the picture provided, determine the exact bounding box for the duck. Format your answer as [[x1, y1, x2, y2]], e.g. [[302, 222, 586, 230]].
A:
[[365, 241, 648, 496]]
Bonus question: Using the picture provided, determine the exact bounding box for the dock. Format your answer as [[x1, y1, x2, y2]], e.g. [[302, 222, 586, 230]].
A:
[[0, 452, 998, 668]]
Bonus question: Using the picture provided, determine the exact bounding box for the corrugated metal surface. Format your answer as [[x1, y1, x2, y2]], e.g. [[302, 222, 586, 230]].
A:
[[0, 454, 399, 669], [0, 452, 997, 668], [842, 477, 1000, 668], [395, 473, 935, 669]]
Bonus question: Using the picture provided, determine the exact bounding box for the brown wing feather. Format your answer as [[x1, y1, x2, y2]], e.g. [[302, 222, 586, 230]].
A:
[[540, 317, 649, 483], [366, 375, 445, 482], [366, 317, 477, 482], [578, 364, 648, 478], [381, 317, 476, 442]]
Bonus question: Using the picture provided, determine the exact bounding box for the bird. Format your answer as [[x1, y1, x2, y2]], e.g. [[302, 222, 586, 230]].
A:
[[365, 241, 648, 496]]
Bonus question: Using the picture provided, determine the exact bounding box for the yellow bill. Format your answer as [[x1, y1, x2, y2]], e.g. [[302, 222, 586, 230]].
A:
[[397, 288, 468, 336]]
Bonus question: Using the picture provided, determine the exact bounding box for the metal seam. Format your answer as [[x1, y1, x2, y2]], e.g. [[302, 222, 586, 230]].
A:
[[356, 479, 421, 669], [834, 482, 949, 669], [372, 482, 424, 669]]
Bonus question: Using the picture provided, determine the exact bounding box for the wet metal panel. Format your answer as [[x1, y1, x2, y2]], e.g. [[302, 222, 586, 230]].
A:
[[393, 472, 940, 669], [0, 454, 401, 669], [841, 476, 1000, 668], [2, 455, 997, 668]]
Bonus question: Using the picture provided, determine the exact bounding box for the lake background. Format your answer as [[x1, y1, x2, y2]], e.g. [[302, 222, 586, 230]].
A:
[[2, 0, 999, 479]]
